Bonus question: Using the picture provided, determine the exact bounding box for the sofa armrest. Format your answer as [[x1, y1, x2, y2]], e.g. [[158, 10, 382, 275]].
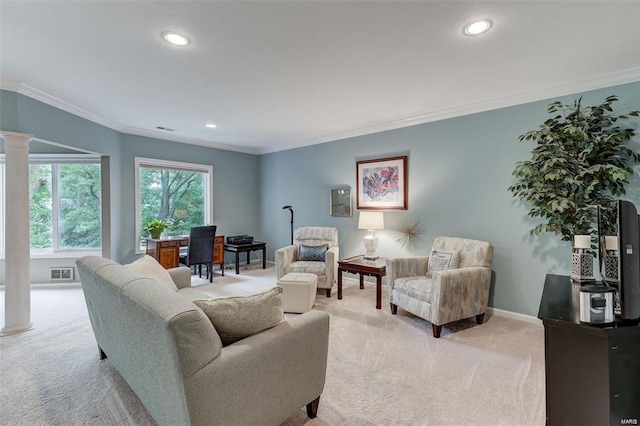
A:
[[430, 267, 492, 326], [184, 310, 330, 424], [275, 245, 298, 279], [168, 266, 192, 289], [325, 246, 339, 285]]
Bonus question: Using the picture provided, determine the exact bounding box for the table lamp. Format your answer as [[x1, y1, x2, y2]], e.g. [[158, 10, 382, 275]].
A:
[[358, 211, 384, 260]]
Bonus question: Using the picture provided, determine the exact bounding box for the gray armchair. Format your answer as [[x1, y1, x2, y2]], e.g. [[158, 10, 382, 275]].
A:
[[276, 227, 339, 297], [386, 236, 494, 338]]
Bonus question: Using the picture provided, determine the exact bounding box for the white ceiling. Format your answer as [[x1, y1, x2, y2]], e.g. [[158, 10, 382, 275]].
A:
[[1, 1, 639, 155]]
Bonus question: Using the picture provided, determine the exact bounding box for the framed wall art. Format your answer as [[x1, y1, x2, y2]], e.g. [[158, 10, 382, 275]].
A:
[[330, 187, 352, 217], [356, 155, 407, 210]]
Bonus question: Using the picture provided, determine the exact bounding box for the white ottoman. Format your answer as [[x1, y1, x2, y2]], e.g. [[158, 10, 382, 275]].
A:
[[277, 273, 318, 313]]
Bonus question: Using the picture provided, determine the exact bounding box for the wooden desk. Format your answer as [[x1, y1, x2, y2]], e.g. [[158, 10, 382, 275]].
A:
[[146, 234, 224, 273], [538, 274, 640, 425], [337, 255, 387, 309], [224, 242, 266, 274]]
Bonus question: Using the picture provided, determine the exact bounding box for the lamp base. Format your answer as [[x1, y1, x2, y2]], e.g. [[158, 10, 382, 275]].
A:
[[363, 235, 378, 260], [571, 252, 595, 282]]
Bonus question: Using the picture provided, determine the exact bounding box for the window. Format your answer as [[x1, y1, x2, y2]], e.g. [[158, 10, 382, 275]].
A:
[[135, 157, 213, 252], [0, 155, 102, 256]]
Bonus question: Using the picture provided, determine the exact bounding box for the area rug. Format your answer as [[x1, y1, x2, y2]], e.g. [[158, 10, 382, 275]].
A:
[[0, 264, 545, 425]]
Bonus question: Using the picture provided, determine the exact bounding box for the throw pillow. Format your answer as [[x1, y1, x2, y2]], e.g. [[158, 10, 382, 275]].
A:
[[194, 287, 284, 346], [426, 248, 461, 278], [125, 255, 178, 291], [298, 244, 328, 261]]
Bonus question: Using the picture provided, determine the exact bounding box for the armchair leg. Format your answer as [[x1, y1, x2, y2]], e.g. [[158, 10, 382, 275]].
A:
[[476, 313, 485, 324], [98, 346, 107, 360], [306, 396, 320, 419], [432, 324, 442, 338], [325, 288, 332, 298], [390, 303, 398, 314]]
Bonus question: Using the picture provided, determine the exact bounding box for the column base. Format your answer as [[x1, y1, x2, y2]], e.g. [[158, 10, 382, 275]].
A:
[[1, 323, 34, 336]]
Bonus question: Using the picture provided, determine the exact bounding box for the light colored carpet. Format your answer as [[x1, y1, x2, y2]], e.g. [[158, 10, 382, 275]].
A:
[[0, 263, 545, 425]]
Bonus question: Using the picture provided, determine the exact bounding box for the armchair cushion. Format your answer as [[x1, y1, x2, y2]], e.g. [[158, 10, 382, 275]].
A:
[[194, 287, 284, 346], [426, 248, 460, 278], [394, 276, 433, 302], [299, 244, 328, 261]]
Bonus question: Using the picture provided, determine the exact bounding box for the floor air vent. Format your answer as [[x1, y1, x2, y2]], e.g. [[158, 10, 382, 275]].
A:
[[50, 267, 74, 281]]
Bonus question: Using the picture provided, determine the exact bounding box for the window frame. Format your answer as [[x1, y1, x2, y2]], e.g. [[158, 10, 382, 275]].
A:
[[134, 157, 214, 254], [0, 154, 102, 258]]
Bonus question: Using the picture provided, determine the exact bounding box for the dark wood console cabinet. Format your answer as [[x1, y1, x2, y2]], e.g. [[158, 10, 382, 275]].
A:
[[538, 274, 640, 425]]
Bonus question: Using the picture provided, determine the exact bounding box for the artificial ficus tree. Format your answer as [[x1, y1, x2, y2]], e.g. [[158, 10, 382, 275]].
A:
[[508, 95, 640, 242]]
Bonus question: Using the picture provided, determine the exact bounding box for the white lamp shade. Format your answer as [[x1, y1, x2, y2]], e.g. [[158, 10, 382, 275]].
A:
[[358, 211, 384, 230], [605, 236, 619, 250], [573, 235, 591, 249]]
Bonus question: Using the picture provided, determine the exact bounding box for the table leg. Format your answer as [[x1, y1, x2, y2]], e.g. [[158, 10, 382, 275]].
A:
[[247, 250, 251, 265], [262, 247, 266, 269], [338, 268, 343, 300], [359, 275, 364, 289], [235, 252, 240, 274], [376, 275, 382, 309]]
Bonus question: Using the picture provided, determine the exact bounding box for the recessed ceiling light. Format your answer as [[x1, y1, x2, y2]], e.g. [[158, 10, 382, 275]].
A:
[[462, 19, 493, 36], [205, 123, 217, 129], [161, 31, 190, 46]]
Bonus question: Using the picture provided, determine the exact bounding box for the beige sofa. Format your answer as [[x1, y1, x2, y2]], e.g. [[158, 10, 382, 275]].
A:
[[76, 255, 330, 426]]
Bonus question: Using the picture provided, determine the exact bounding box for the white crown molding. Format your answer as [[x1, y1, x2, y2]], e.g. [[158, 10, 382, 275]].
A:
[[4, 68, 640, 156], [261, 67, 640, 154], [120, 127, 260, 155]]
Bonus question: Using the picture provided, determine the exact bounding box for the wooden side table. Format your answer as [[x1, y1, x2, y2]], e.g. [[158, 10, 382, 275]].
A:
[[337, 255, 387, 309]]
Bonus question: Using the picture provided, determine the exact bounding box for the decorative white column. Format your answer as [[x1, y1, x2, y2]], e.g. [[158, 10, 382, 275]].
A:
[[1, 131, 33, 336]]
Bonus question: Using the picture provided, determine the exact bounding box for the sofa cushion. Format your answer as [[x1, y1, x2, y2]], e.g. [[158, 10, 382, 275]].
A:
[[426, 248, 460, 278], [125, 255, 178, 291], [393, 276, 433, 302], [193, 287, 284, 346], [298, 244, 328, 261]]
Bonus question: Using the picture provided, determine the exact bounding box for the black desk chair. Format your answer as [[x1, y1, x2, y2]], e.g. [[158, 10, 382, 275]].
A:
[[179, 225, 217, 282]]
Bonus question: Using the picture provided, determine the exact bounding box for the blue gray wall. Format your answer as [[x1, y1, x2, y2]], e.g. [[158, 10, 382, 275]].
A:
[[1, 82, 639, 316], [0, 90, 261, 266], [260, 82, 640, 316]]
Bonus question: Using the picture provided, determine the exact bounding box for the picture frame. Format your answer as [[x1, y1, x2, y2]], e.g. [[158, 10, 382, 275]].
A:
[[356, 155, 408, 210], [330, 187, 352, 217]]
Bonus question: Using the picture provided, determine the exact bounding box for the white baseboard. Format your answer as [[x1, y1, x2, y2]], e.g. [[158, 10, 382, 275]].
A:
[[487, 307, 542, 326]]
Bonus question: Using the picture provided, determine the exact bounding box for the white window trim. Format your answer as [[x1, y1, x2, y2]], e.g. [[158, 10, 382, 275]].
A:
[[0, 154, 101, 259], [134, 157, 214, 254]]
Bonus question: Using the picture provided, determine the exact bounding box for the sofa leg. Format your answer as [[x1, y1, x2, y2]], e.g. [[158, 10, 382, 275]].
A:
[[99, 346, 107, 360], [306, 396, 320, 418], [325, 288, 332, 298], [432, 324, 442, 338], [476, 313, 485, 324], [390, 303, 398, 314]]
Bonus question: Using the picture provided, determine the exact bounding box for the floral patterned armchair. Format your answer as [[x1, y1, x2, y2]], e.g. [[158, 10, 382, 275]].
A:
[[275, 227, 339, 297], [386, 236, 494, 338]]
